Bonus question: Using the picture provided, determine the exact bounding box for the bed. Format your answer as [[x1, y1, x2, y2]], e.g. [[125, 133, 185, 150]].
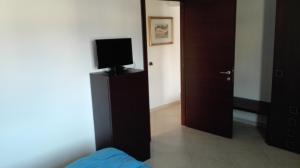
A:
[[66, 148, 151, 168]]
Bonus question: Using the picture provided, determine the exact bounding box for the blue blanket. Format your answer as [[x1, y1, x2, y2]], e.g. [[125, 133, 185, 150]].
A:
[[66, 148, 151, 168]]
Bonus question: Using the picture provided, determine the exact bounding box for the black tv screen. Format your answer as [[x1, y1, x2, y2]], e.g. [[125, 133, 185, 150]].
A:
[[96, 38, 133, 69]]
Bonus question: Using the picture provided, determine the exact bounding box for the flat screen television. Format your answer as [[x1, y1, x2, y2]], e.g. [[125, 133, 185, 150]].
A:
[[95, 38, 133, 72]]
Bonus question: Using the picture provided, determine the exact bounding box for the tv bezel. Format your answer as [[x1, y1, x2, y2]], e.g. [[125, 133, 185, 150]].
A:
[[95, 38, 133, 70]]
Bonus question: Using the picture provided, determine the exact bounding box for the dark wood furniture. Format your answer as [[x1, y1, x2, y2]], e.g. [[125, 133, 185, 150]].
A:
[[267, 0, 300, 153], [234, 97, 270, 115], [90, 69, 151, 161]]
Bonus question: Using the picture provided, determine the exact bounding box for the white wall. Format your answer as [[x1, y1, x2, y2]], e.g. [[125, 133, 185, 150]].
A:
[[146, 0, 181, 109], [234, 0, 276, 102], [0, 0, 144, 167], [233, 0, 276, 124]]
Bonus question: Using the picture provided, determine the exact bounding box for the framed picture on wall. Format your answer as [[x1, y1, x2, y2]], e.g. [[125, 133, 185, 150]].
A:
[[148, 16, 174, 46]]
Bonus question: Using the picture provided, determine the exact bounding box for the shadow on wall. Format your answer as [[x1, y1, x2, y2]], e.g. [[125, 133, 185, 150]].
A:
[[10, 144, 92, 168], [257, 0, 277, 135], [260, 0, 277, 102], [92, 41, 99, 69]]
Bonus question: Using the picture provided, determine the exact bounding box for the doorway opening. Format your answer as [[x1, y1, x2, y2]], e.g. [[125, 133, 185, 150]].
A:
[[144, 0, 182, 136], [142, 0, 276, 140], [146, 0, 181, 115]]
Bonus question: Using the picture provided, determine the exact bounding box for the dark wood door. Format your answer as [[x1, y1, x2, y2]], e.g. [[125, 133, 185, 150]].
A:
[[182, 0, 236, 138], [267, 0, 300, 153]]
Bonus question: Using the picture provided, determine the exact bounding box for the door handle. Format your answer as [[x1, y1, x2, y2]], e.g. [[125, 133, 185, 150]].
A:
[[220, 71, 231, 75]]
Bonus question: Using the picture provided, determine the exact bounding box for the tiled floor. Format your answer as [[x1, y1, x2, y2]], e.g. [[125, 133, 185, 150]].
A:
[[146, 104, 300, 168]]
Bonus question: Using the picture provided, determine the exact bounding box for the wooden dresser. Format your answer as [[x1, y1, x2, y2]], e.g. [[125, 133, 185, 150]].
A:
[[90, 69, 151, 161]]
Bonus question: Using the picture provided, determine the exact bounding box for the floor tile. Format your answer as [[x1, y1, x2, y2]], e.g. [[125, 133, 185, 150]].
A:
[[146, 104, 300, 168]]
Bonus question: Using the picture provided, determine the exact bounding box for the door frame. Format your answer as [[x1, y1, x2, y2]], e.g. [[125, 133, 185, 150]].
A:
[[140, 0, 186, 125]]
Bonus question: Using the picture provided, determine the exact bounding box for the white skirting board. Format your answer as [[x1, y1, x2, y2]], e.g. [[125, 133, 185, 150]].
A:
[[233, 109, 258, 126], [150, 100, 181, 112]]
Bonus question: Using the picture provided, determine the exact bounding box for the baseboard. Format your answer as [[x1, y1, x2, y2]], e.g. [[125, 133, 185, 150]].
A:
[[233, 109, 268, 128], [233, 117, 257, 126], [234, 97, 270, 115], [233, 116, 267, 127], [150, 100, 181, 112]]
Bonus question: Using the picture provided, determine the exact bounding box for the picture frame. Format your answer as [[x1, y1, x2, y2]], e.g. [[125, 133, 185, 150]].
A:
[[148, 16, 174, 46]]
